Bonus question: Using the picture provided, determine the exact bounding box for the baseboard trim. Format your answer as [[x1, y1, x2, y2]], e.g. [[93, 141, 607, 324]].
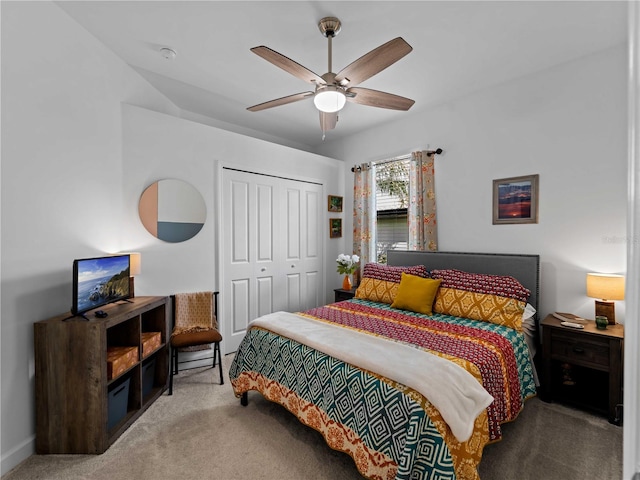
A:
[[1, 435, 35, 476]]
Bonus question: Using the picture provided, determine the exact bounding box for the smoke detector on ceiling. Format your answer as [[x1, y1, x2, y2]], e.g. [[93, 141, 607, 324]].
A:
[[160, 47, 177, 60]]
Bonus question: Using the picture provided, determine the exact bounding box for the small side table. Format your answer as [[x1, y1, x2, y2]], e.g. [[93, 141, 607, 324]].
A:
[[334, 288, 356, 302], [541, 314, 624, 425]]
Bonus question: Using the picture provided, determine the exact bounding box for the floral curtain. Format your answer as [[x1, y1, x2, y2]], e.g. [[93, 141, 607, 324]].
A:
[[352, 163, 376, 283], [408, 151, 438, 251]]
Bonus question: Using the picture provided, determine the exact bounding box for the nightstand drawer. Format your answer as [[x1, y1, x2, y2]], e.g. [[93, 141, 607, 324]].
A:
[[334, 288, 356, 302], [550, 330, 610, 368]]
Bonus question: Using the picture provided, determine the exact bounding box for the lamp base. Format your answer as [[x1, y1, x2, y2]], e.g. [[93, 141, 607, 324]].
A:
[[595, 300, 615, 324], [129, 277, 135, 298]]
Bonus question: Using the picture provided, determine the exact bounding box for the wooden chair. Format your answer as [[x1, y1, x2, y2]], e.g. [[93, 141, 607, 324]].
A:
[[169, 291, 223, 395]]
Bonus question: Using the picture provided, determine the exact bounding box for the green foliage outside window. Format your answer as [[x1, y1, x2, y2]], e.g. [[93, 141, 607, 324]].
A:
[[376, 161, 409, 208], [375, 159, 410, 263]]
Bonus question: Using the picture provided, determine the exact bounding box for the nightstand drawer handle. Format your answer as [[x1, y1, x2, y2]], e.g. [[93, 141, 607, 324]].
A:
[[572, 346, 585, 354]]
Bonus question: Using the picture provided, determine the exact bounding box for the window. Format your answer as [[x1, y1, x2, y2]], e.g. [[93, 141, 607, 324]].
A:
[[375, 157, 410, 263]]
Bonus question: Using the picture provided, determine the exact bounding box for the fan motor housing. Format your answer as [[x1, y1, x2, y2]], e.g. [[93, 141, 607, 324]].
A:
[[318, 17, 341, 38]]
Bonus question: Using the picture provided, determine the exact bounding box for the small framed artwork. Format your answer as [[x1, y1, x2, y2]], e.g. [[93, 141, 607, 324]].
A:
[[329, 218, 342, 238], [328, 195, 343, 212], [493, 174, 539, 224]]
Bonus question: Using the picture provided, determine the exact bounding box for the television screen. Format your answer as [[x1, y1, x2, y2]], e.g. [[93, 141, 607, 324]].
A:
[[72, 255, 131, 316]]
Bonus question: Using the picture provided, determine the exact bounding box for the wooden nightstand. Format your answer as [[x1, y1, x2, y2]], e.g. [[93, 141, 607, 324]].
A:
[[541, 314, 624, 425], [334, 288, 356, 302]]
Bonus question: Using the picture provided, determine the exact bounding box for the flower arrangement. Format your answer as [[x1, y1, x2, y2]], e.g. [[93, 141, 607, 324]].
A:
[[336, 254, 360, 275]]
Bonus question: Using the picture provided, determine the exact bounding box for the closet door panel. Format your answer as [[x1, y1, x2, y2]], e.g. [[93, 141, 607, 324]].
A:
[[222, 168, 324, 354], [224, 178, 255, 352], [231, 279, 250, 336], [256, 184, 273, 262], [286, 188, 301, 261]]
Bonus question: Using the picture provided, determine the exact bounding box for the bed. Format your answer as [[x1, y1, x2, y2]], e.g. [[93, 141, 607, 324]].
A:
[[230, 251, 540, 480]]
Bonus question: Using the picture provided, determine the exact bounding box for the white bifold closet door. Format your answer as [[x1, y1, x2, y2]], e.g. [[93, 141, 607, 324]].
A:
[[222, 168, 323, 354]]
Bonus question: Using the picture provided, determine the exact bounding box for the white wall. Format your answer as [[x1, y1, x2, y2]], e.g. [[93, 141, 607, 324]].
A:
[[0, 2, 344, 474], [0, 2, 181, 473], [318, 44, 628, 324], [121, 103, 344, 303]]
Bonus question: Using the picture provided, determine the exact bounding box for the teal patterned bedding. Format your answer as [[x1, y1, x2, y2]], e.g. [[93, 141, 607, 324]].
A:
[[230, 299, 536, 480]]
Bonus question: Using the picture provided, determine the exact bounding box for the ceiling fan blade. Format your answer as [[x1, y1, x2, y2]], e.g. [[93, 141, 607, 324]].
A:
[[247, 92, 314, 112], [251, 46, 326, 85], [346, 87, 415, 111], [319, 111, 338, 132], [335, 37, 412, 88]]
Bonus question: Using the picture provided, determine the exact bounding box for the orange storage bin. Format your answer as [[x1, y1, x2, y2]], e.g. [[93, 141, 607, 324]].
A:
[[141, 332, 161, 358], [107, 346, 138, 380]]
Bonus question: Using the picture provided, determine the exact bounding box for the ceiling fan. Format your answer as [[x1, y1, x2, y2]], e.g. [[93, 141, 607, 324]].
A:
[[247, 17, 415, 136]]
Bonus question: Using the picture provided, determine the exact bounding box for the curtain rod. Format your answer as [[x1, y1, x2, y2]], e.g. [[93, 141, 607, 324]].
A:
[[350, 148, 443, 172]]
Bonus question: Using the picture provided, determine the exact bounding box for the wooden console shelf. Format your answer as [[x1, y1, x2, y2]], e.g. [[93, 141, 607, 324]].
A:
[[34, 296, 169, 454]]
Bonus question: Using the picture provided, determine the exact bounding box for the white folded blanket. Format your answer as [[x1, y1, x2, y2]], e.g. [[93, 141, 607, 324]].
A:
[[249, 311, 494, 443]]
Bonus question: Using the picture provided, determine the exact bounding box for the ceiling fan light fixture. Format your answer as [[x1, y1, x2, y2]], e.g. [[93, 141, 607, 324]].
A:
[[314, 87, 346, 113], [248, 17, 415, 131]]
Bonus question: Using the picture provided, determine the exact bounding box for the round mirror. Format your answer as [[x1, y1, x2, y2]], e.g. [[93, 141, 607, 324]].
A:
[[138, 179, 206, 243]]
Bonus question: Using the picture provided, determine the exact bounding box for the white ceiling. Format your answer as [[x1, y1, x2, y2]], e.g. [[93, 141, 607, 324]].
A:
[[56, 1, 628, 152]]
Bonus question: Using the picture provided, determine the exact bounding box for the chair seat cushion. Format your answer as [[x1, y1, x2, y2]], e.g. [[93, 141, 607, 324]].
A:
[[171, 328, 222, 348]]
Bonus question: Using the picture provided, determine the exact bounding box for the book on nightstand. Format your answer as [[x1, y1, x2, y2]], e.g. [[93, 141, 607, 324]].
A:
[[552, 312, 587, 324]]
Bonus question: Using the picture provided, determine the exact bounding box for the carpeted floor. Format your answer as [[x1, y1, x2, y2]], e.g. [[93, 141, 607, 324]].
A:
[[3, 354, 622, 480]]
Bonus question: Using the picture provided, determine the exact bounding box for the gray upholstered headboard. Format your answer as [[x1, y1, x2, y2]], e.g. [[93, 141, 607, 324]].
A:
[[387, 250, 540, 323]]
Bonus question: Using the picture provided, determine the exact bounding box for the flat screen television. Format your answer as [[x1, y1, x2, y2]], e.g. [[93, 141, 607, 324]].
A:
[[71, 254, 131, 317]]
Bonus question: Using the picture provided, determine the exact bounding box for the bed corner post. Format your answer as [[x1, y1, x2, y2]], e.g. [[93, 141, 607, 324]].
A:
[[241, 392, 248, 406]]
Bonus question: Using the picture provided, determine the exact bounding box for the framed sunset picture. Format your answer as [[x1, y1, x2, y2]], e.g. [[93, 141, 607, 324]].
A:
[[492, 174, 539, 224]]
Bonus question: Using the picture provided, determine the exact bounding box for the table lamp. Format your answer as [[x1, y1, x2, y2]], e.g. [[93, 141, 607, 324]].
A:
[[128, 253, 141, 297], [586, 273, 625, 324]]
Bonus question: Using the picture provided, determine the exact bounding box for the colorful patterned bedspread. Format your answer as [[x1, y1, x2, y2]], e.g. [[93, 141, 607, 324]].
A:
[[230, 299, 537, 480]]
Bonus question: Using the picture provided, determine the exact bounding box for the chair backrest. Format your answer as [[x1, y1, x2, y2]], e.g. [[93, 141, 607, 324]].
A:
[[172, 291, 219, 330]]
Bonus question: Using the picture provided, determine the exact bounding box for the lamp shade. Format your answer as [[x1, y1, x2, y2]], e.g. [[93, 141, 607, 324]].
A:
[[586, 273, 625, 300], [313, 87, 346, 113], [128, 253, 142, 276]]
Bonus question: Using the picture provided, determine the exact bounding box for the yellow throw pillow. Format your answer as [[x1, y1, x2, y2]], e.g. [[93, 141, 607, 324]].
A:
[[391, 273, 442, 315]]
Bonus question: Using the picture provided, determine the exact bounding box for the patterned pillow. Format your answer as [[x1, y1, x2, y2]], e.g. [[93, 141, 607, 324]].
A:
[[433, 288, 525, 331], [430, 269, 530, 303], [354, 277, 400, 304], [362, 263, 429, 283], [355, 263, 429, 304]]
